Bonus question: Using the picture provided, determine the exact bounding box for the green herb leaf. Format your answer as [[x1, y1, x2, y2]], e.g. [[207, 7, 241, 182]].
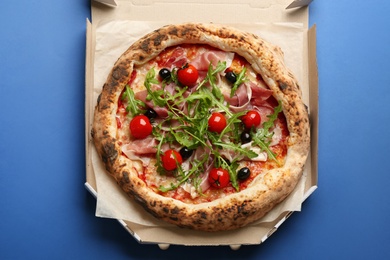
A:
[[144, 68, 166, 107], [158, 156, 208, 192], [121, 85, 146, 116], [263, 100, 283, 132], [251, 100, 283, 165], [230, 67, 247, 97], [197, 61, 226, 90]]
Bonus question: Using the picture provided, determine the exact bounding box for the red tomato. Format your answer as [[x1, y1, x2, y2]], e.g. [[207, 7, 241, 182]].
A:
[[129, 115, 152, 139], [208, 112, 227, 133], [242, 110, 261, 129], [177, 64, 199, 87], [161, 149, 183, 171], [208, 168, 230, 188]]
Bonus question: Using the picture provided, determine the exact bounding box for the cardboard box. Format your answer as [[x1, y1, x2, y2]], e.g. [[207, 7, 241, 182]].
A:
[[85, 0, 318, 249]]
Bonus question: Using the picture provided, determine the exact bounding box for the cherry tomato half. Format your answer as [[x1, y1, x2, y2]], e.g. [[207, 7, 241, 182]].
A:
[[129, 115, 152, 139], [208, 168, 230, 188], [177, 64, 199, 87], [161, 149, 183, 171], [208, 112, 227, 133], [242, 110, 261, 129]]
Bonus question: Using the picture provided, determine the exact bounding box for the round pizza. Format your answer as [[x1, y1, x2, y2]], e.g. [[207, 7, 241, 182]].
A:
[[91, 23, 310, 231]]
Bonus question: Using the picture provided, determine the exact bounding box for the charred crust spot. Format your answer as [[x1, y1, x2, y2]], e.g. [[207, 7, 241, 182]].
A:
[[132, 193, 147, 208], [230, 33, 238, 39], [163, 207, 169, 214], [294, 120, 301, 127], [100, 104, 110, 111], [112, 65, 128, 81], [141, 38, 151, 52], [218, 28, 224, 36], [122, 171, 130, 183], [279, 81, 288, 90], [237, 203, 246, 214], [181, 28, 190, 36], [170, 207, 180, 215], [199, 211, 207, 219], [170, 217, 178, 221], [143, 206, 160, 219], [97, 93, 102, 105], [118, 171, 130, 188], [91, 128, 95, 138], [290, 101, 296, 108], [153, 34, 167, 46], [237, 203, 250, 216], [169, 28, 178, 36], [139, 55, 145, 61], [149, 201, 156, 207], [105, 80, 119, 96], [180, 27, 197, 38], [101, 142, 118, 165]]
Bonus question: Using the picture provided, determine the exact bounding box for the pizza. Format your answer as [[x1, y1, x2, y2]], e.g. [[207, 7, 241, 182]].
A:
[[91, 23, 310, 231]]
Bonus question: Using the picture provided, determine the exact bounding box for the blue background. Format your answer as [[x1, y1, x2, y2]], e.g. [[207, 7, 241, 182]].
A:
[[1, 0, 390, 259]]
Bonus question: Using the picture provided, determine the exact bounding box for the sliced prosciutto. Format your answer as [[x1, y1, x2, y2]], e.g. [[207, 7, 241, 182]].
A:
[[191, 50, 234, 71]]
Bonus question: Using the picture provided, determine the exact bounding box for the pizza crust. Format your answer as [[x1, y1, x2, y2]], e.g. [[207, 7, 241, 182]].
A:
[[92, 23, 310, 231]]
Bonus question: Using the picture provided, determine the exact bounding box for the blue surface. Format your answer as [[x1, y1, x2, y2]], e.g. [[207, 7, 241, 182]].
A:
[[1, 0, 390, 259]]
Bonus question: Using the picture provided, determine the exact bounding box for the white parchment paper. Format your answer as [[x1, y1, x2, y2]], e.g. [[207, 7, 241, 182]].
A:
[[91, 20, 308, 227]]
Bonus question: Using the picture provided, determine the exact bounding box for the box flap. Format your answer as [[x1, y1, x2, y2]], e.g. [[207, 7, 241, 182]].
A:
[[286, 0, 313, 9], [94, 0, 117, 6], [91, 0, 310, 28], [93, 0, 312, 11]]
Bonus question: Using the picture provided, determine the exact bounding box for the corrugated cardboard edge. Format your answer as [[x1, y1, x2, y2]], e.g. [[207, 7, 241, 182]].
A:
[[85, 19, 97, 190], [94, 0, 312, 10], [308, 25, 319, 192], [84, 2, 318, 249]]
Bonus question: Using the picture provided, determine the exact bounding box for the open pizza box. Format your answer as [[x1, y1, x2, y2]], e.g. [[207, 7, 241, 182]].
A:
[[85, 0, 318, 249]]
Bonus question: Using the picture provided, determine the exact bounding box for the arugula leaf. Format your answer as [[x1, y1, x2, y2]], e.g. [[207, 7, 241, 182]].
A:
[[197, 61, 226, 90], [144, 68, 166, 107], [263, 100, 283, 132], [200, 87, 232, 117], [121, 85, 145, 116], [227, 160, 239, 191], [213, 141, 258, 159], [218, 110, 246, 140], [230, 67, 247, 97], [152, 126, 167, 175], [170, 130, 196, 148], [158, 156, 208, 192], [213, 156, 240, 191], [251, 100, 283, 165]]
